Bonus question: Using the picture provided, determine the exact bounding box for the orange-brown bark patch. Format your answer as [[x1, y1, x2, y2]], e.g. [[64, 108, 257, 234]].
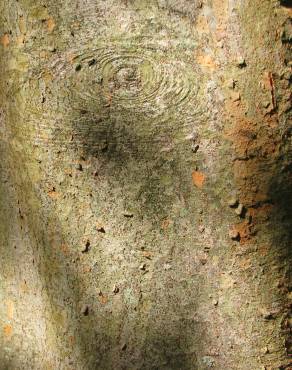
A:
[[1, 34, 9, 47], [3, 325, 12, 338], [233, 220, 254, 244], [192, 171, 206, 188]]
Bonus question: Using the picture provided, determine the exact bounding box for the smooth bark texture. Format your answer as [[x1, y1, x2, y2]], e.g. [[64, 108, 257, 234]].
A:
[[0, 1, 291, 369]]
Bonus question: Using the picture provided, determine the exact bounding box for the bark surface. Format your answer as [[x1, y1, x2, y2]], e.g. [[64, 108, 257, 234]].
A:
[[0, 1, 291, 369]]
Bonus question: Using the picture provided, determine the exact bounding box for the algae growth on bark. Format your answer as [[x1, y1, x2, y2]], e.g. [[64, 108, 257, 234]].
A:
[[0, 0, 291, 369]]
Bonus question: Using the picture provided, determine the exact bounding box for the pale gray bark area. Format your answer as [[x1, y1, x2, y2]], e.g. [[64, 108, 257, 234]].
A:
[[0, 1, 291, 369]]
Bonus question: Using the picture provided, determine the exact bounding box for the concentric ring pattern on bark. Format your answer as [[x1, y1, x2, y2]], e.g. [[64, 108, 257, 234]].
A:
[[28, 40, 203, 156], [69, 43, 200, 118]]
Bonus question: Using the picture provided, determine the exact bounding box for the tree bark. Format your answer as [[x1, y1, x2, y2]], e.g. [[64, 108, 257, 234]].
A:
[[0, 0, 291, 369]]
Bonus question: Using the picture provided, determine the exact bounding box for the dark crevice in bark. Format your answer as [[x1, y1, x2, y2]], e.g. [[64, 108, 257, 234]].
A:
[[280, 0, 292, 8]]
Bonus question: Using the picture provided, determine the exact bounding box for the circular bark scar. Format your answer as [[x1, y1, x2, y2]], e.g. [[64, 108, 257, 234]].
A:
[[70, 43, 201, 118]]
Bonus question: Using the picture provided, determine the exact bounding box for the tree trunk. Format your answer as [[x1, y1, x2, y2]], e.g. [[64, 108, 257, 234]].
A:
[[0, 0, 291, 369]]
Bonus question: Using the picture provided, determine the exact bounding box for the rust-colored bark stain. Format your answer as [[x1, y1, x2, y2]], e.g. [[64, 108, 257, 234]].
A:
[[0, 33, 9, 47], [48, 188, 60, 199], [3, 324, 12, 338], [224, 88, 279, 208], [233, 220, 254, 244], [192, 171, 206, 188]]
